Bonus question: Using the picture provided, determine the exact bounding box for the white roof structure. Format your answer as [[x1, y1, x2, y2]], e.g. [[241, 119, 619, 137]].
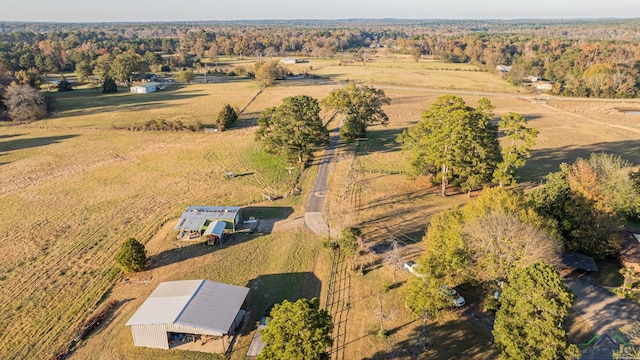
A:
[[174, 206, 241, 231], [203, 221, 226, 237], [126, 279, 250, 334]]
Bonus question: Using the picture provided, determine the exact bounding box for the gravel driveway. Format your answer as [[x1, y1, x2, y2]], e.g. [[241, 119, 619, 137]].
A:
[[563, 271, 640, 359]]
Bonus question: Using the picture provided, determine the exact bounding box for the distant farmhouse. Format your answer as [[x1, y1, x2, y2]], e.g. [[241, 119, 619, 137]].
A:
[[174, 206, 242, 241], [130, 82, 162, 94], [496, 65, 512, 73], [280, 57, 302, 64], [533, 80, 554, 91], [126, 280, 249, 353]]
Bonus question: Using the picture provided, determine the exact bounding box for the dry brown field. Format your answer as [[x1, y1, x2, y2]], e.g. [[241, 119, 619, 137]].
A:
[[1, 53, 640, 360]]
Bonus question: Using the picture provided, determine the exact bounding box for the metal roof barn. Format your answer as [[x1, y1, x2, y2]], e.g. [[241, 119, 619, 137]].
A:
[[126, 279, 249, 350], [174, 206, 242, 232]]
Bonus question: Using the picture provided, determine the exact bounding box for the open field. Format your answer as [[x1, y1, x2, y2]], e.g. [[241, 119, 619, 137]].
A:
[[1, 53, 640, 359], [294, 51, 523, 93]]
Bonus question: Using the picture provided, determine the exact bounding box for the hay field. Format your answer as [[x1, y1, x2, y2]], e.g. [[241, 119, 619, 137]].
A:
[[45, 81, 261, 129], [0, 81, 319, 359], [296, 52, 522, 93]]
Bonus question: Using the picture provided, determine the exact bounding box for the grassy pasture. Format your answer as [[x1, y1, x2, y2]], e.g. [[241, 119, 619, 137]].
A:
[[46, 81, 261, 129], [296, 51, 522, 93], [1, 52, 640, 360], [0, 80, 316, 358]]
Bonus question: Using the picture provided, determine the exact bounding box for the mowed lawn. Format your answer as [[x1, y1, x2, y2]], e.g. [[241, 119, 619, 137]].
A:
[[2, 53, 640, 360]]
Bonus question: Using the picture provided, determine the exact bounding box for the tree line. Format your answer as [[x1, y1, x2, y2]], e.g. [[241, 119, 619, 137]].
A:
[[3, 20, 640, 98]]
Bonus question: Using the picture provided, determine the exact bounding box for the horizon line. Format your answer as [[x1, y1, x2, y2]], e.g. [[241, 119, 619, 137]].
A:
[[0, 17, 638, 24]]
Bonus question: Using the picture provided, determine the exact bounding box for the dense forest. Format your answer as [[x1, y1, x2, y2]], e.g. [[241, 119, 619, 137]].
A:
[[2, 19, 640, 98]]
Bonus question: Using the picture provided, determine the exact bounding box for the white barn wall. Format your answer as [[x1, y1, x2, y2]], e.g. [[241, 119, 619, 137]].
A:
[[130, 324, 169, 349]]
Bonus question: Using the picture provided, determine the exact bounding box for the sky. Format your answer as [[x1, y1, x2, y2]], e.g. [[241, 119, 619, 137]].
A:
[[1, 0, 639, 22]]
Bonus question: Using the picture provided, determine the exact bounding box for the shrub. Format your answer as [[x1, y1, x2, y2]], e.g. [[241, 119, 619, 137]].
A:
[[115, 238, 146, 272], [57, 79, 73, 92], [338, 227, 361, 256], [102, 76, 117, 93]]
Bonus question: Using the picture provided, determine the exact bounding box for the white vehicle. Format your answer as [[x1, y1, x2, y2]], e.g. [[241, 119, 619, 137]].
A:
[[440, 285, 466, 308], [404, 261, 425, 278]]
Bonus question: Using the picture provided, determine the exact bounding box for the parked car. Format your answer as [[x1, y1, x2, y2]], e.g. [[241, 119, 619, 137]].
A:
[[440, 285, 466, 308], [404, 261, 425, 278]]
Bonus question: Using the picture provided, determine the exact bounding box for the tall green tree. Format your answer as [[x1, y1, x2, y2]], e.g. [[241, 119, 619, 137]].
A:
[[175, 69, 195, 84], [493, 261, 579, 360], [75, 60, 93, 84], [256, 95, 330, 163], [111, 50, 148, 85], [493, 112, 539, 186], [254, 61, 288, 88], [403, 208, 466, 316], [102, 76, 118, 93], [529, 157, 625, 258], [323, 83, 390, 140], [397, 95, 501, 196], [115, 238, 146, 272], [258, 298, 333, 360], [93, 54, 113, 81], [215, 103, 238, 131]]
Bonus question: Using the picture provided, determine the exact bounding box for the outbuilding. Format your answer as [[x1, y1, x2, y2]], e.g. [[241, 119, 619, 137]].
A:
[[203, 221, 227, 245], [126, 279, 250, 353], [280, 57, 301, 64], [130, 82, 161, 93], [174, 206, 242, 240]]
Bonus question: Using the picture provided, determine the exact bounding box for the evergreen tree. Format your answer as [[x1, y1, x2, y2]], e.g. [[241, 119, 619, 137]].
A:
[[493, 112, 539, 186], [215, 103, 238, 131], [397, 95, 501, 196], [258, 298, 333, 360], [115, 238, 146, 272], [256, 95, 330, 163], [323, 83, 390, 140], [493, 262, 579, 360], [102, 76, 117, 93]]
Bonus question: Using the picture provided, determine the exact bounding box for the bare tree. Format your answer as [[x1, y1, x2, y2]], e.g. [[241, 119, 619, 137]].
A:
[[2, 83, 47, 122], [464, 210, 561, 282]]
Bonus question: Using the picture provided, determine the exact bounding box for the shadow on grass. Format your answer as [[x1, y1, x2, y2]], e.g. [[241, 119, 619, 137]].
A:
[[242, 272, 322, 335], [0, 134, 25, 140], [364, 317, 497, 360], [0, 134, 79, 154], [241, 206, 293, 220], [356, 126, 405, 155], [48, 86, 207, 118], [520, 140, 640, 183], [146, 231, 262, 270]]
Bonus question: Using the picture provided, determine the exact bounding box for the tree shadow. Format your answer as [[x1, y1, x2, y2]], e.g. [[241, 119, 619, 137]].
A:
[[241, 206, 294, 220], [146, 232, 261, 270], [519, 140, 640, 182], [363, 318, 497, 360], [357, 126, 405, 154], [48, 87, 207, 118], [0, 134, 24, 140], [0, 134, 79, 153], [242, 272, 322, 335]]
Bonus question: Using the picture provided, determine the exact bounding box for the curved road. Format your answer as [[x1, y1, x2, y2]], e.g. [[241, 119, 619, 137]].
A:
[[303, 123, 341, 238]]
